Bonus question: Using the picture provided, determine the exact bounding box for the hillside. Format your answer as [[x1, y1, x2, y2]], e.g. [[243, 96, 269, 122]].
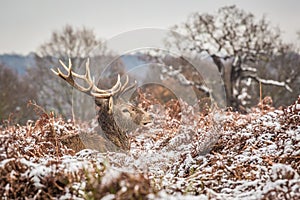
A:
[[0, 53, 37, 75], [0, 96, 299, 199], [0, 53, 147, 76]]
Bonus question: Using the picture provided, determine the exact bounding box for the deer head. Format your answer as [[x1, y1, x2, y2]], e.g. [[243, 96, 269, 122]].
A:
[[51, 58, 152, 150]]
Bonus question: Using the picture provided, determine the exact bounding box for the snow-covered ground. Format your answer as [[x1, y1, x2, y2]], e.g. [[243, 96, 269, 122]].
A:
[[0, 96, 299, 199]]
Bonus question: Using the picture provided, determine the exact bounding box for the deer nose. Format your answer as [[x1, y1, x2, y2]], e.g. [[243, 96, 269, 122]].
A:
[[141, 114, 154, 126]]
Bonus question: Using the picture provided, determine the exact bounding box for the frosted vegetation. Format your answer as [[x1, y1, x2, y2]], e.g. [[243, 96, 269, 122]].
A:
[[0, 96, 299, 199]]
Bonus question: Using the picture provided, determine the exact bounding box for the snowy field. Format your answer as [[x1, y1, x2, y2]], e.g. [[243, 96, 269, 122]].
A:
[[0, 96, 299, 199]]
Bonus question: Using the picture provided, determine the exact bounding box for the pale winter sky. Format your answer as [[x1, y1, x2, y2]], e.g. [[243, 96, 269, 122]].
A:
[[0, 0, 299, 55]]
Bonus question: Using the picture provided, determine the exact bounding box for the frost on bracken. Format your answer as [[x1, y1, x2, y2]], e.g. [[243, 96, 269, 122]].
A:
[[0, 95, 299, 199]]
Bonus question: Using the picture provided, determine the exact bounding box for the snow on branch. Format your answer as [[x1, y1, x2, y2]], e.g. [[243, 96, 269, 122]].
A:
[[246, 74, 293, 92], [161, 65, 212, 95]]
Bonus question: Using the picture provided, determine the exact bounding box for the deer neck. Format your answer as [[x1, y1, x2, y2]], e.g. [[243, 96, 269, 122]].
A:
[[95, 98, 130, 150]]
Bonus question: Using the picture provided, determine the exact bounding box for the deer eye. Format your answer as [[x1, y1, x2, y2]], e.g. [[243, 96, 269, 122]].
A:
[[122, 108, 130, 113]]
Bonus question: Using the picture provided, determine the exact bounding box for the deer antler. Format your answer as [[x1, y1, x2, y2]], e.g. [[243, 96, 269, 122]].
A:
[[51, 58, 135, 98], [51, 58, 151, 151]]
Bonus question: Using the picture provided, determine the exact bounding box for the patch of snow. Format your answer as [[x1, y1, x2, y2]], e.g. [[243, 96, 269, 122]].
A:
[[0, 158, 15, 168], [101, 194, 115, 200]]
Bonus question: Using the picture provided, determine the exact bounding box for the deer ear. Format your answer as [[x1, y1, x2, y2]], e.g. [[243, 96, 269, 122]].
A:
[[108, 97, 113, 115]]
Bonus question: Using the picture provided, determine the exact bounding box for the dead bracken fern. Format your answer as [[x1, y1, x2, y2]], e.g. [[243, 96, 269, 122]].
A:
[[0, 96, 299, 199]]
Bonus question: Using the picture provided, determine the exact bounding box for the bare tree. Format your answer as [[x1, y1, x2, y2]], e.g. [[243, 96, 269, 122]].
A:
[[255, 50, 300, 107], [0, 64, 37, 124], [38, 24, 106, 59], [27, 25, 109, 118], [166, 5, 295, 110]]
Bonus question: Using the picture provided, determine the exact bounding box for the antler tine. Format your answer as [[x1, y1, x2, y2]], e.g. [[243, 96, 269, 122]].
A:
[[120, 75, 129, 93], [51, 58, 93, 94], [71, 58, 92, 82], [50, 68, 60, 76], [51, 59, 72, 79], [119, 75, 137, 96], [91, 74, 122, 98]]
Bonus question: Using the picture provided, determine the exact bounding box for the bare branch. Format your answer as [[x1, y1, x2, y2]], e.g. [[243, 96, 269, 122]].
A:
[[246, 74, 293, 92]]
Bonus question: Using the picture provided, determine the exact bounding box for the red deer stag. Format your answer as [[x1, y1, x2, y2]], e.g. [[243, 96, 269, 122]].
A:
[[51, 59, 152, 150]]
